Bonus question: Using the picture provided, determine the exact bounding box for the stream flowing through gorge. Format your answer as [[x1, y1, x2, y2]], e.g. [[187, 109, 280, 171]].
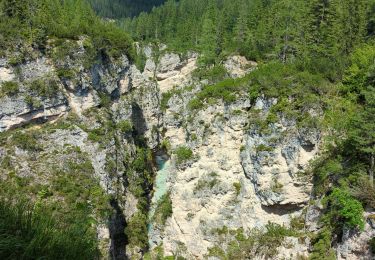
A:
[[148, 155, 171, 246]]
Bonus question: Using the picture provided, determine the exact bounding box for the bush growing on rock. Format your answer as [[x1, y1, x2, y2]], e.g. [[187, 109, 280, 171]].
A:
[[153, 192, 173, 226], [29, 78, 59, 98], [12, 131, 41, 151], [369, 237, 375, 254], [0, 81, 19, 96], [117, 120, 133, 133], [174, 146, 193, 165]]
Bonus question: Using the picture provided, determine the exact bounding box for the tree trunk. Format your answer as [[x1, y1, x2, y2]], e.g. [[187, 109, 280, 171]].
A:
[[370, 152, 374, 187]]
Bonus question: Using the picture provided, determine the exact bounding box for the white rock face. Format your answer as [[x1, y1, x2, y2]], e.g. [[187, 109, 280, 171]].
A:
[[150, 90, 320, 257], [156, 56, 197, 93], [0, 67, 15, 82], [224, 55, 257, 78]]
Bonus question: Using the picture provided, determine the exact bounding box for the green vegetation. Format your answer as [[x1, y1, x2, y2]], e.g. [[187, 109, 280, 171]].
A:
[[117, 120, 133, 133], [208, 223, 298, 259], [324, 188, 364, 230], [125, 212, 148, 249], [0, 81, 19, 96], [309, 228, 336, 260], [29, 78, 60, 98], [153, 192, 173, 226], [194, 173, 220, 193], [256, 144, 274, 153], [0, 132, 109, 260], [88, 0, 165, 18], [233, 182, 241, 196], [0, 0, 135, 61], [174, 146, 193, 165], [11, 131, 41, 151], [369, 237, 375, 254], [270, 177, 283, 194], [124, 146, 154, 251], [0, 199, 98, 260]]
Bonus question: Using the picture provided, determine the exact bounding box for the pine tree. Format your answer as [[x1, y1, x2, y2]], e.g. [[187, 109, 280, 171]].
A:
[[200, 16, 217, 65], [338, 0, 367, 55], [234, 2, 248, 54], [348, 87, 375, 185]]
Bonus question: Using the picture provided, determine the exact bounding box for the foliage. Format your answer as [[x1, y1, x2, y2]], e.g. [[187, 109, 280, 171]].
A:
[[0, 0, 135, 60], [125, 212, 148, 250], [194, 173, 220, 193], [174, 146, 193, 165], [0, 199, 98, 260], [309, 228, 336, 260], [88, 0, 165, 18], [29, 78, 59, 98], [233, 182, 241, 196], [369, 237, 375, 254], [208, 223, 298, 259], [324, 188, 364, 230], [117, 120, 133, 133], [0, 81, 19, 96], [11, 131, 41, 151], [153, 192, 173, 226]]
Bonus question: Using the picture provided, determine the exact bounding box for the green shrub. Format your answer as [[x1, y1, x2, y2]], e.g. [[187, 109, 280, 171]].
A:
[[153, 192, 173, 226], [193, 65, 227, 82], [270, 177, 283, 193], [117, 120, 133, 133], [125, 211, 148, 250], [24, 95, 42, 109], [161, 91, 173, 111], [256, 144, 274, 152], [194, 176, 220, 193], [233, 182, 241, 196], [290, 215, 305, 230], [325, 188, 364, 230], [369, 237, 375, 254], [29, 78, 59, 97], [56, 68, 76, 80], [207, 223, 297, 259], [174, 146, 193, 165], [12, 132, 41, 151], [1, 81, 19, 96], [161, 139, 171, 153], [309, 228, 336, 260], [87, 128, 105, 142], [99, 93, 111, 107]]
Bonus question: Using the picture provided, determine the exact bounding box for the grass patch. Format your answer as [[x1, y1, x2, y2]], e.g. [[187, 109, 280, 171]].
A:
[[0, 199, 99, 260], [12, 131, 41, 151], [1, 81, 19, 96]]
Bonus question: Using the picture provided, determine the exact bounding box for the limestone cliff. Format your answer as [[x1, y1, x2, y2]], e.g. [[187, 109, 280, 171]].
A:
[[0, 42, 373, 260]]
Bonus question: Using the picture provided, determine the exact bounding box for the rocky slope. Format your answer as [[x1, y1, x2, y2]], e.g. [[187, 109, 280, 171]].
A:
[[0, 42, 374, 260]]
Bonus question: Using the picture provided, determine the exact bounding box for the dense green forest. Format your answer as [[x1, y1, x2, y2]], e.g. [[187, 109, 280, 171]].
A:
[[88, 0, 166, 18], [123, 0, 374, 75]]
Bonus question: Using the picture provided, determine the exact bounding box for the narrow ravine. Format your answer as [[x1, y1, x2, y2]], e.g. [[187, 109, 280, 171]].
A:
[[148, 155, 171, 246]]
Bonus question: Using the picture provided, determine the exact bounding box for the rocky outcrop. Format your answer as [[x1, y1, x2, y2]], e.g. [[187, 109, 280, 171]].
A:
[[224, 55, 257, 78], [147, 85, 319, 257], [0, 58, 69, 131], [337, 212, 375, 260]]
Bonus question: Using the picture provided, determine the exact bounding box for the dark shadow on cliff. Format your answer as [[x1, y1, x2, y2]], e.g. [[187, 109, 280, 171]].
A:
[[109, 199, 127, 260], [261, 204, 302, 216]]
